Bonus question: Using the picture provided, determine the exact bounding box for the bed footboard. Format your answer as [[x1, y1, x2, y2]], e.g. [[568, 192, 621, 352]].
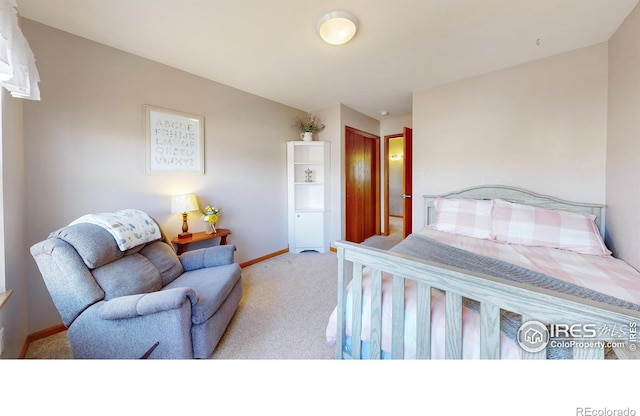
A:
[[334, 240, 640, 360]]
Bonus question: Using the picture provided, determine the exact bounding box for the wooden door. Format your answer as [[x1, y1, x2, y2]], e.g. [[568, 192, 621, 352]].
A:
[[402, 127, 413, 237], [345, 126, 380, 243]]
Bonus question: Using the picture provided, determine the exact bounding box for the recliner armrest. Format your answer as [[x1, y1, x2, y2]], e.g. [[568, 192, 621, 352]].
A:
[[98, 287, 197, 320], [180, 244, 236, 271]]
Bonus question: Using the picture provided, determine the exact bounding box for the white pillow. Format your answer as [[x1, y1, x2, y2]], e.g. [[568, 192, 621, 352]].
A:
[[432, 197, 493, 240]]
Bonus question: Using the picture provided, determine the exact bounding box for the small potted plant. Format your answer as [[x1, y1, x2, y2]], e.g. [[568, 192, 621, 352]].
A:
[[293, 112, 325, 141]]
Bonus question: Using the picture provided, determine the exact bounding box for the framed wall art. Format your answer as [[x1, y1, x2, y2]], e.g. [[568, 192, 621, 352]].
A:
[[144, 105, 204, 175]]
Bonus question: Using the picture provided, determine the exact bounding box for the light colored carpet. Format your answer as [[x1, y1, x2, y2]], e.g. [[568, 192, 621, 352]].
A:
[[23, 330, 71, 359], [360, 216, 403, 250], [212, 251, 337, 359]]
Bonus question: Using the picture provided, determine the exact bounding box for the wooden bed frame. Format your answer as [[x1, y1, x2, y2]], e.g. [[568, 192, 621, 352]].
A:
[[334, 185, 640, 359]]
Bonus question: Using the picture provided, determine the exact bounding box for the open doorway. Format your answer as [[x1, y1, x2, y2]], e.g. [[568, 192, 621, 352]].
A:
[[384, 127, 413, 239], [386, 135, 404, 239]]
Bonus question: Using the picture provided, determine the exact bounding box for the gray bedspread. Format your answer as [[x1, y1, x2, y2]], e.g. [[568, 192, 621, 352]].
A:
[[389, 233, 640, 358]]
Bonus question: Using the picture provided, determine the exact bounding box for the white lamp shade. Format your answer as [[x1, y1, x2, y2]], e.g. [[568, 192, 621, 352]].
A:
[[171, 193, 200, 214], [317, 11, 359, 46]]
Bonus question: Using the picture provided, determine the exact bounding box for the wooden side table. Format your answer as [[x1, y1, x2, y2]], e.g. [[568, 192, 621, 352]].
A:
[[171, 228, 231, 255]]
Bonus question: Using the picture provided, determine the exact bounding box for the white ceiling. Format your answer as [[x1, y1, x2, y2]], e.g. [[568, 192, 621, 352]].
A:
[[15, 0, 639, 120]]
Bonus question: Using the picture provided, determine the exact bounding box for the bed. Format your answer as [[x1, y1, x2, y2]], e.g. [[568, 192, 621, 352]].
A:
[[325, 185, 640, 359]]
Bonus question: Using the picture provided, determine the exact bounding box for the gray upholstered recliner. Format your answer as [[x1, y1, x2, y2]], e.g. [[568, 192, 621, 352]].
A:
[[30, 214, 242, 359]]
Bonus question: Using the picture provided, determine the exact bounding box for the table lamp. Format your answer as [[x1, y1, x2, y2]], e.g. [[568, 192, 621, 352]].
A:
[[171, 193, 200, 239]]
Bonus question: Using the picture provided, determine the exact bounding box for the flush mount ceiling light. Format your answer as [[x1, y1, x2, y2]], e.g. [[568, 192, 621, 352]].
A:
[[317, 11, 359, 45]]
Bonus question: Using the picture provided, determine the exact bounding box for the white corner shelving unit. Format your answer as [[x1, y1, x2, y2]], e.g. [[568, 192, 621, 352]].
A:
[[287, 140, 330, 253]]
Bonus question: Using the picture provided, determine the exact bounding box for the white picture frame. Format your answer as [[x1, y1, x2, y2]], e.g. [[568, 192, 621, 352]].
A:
[[144, 105, 204, 175]]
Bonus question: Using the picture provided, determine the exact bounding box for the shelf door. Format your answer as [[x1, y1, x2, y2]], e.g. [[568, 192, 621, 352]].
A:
[[294, 212, 324, 249]]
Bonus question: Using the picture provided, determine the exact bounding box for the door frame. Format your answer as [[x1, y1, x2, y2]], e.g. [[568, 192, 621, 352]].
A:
[[383, 127, 413, 238], [383, 133, 403, 236]]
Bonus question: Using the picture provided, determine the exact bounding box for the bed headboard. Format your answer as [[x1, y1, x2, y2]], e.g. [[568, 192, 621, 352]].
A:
[[423, 185, 606, 236]]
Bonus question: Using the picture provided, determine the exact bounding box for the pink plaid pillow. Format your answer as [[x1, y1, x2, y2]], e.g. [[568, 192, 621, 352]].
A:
[[433, 197, 493, 240], [491, 199, 610, 256]]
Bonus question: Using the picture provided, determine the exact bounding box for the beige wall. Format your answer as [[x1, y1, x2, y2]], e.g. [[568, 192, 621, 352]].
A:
[[380, 115, 412, 140], [314, 104, 341, 246], [412, 43, 609, 230], [21, 20, 307, 333], [606, 4, 640, 269], [0, 90, 29, 358]]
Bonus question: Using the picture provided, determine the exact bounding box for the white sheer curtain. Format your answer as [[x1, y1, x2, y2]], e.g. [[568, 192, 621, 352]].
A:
[[0, 0, 40, 100]]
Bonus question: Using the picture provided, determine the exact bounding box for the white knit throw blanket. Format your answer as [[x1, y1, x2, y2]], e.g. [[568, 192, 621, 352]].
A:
[[70, 209, 161, 251]]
